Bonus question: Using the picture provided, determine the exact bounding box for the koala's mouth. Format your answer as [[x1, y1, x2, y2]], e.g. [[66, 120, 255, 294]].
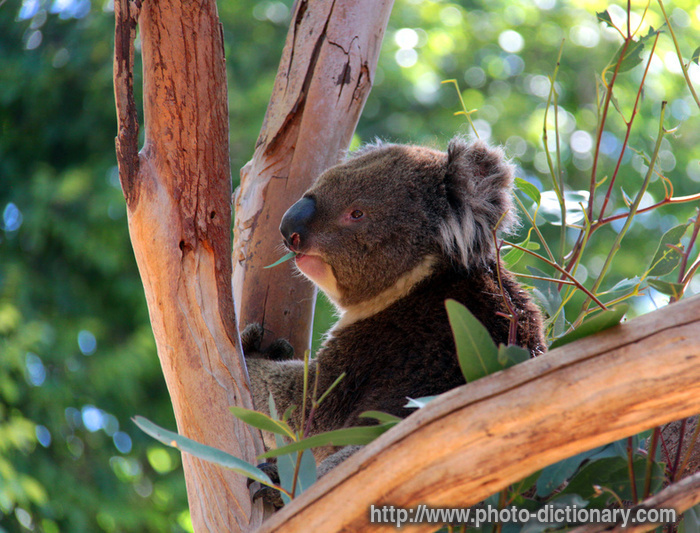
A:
[[294, 252, 342, 303], [295, 252, 327, 277]]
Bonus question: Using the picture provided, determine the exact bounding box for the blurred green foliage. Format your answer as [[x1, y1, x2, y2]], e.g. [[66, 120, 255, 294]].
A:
[[1, 0, 699, 530]]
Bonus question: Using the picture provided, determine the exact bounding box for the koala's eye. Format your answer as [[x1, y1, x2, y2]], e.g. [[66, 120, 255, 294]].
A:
[[350, 209, 364, 220]]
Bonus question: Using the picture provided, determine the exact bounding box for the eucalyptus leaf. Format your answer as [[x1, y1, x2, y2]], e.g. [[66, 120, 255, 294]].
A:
[[596, 10, 614, 28], [648, 279, 684, 299], [526, 267, 563, 317], [497, 344, 529, 368], [503, 234, 529, 268], [275, 433, 294, 505], [229, 406, 296, 439], [445, 299, 499, 382], [608, 28, 657, 75], [646, 223, 688, 277], [549, 305, 627, 350], [404, 396, 438, 409], [264, 251, 297, 269], [515, 177, 541, 206], [274, 433, 316, 503], [603, 276, 641, 295], [560, 457, 664, 505], [259, 424, 394, 459], [133, 416, 273, 486], [679, 504, 700, 533], [359, 410, 402, 424], [538, 190, 589, 226], [536, 444, 610, 497], [692, 46, 700, 66]]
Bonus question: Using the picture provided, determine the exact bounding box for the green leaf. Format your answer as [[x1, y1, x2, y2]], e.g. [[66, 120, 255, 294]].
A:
[[445, 299, 499, 382], [497, 344, 529, 368], [536, 444, 611, 497], [679, 504, 700, 533], [274, 432, 316, 504], [259, 424, 394, 459], [692, 47, 700, 66], [515, 177, 541, 206], [264, 251, 297, 269], [526, 267, 563, 318], [404, 396, 438, 409], [550, 305, 627, 350], [610, 37, 646, 74], [539, 190, 589, 226], [359, 411, 402, 424], [133, 416, 273, 486], [229, 406, 296, 440], [646, 223, 688, 277], [596, 10, 614, 29], [503, 234, 529, 268], [648, 279, 684, 299], [602, 276, 641, 295], [510, 469, 541, 497], [560, 457, 664, 506]]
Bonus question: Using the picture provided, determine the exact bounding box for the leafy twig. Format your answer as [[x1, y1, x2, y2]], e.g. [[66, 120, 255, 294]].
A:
[[576, 102, 669, 326], [503, 240, 608, 311], [598, 30, 660, 219]]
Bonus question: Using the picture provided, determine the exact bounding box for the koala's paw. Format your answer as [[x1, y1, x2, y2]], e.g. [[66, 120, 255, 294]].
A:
[[241, 323, 294, 360], [247, 462, 284, 509]]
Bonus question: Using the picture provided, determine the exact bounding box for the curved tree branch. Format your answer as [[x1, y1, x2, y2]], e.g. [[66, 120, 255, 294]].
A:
[[258, 295, 700, 532]]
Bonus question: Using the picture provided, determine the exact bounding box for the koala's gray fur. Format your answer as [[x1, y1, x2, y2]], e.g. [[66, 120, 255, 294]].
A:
[[244, 138, 545, 491]]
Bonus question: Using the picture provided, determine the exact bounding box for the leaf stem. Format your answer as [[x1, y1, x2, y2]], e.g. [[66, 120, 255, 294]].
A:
[[627, 436, 638, 503], [644, 427, 660, 499]]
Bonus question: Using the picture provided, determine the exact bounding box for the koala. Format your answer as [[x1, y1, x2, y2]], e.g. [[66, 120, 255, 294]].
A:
[[244, 138, 545, 502]]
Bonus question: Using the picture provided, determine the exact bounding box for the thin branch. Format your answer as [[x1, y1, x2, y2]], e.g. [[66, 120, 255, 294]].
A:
[[657, 0, 700, 109], [576, 102, 669, 325], [596, 194, 700, 227], [503, 240, 608, 311], [598, 31, 660, 220], [512, 194, 556, 263]]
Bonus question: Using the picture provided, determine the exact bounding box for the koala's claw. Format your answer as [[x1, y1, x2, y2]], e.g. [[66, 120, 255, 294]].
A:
[[265, 338, 294, 360], [241, 323, 264, 353], [248, 462, 284, 509], [241, 323, 294, 360]]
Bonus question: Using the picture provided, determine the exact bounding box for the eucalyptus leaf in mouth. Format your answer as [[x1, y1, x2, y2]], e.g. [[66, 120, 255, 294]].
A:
[[263, 251, 298, 269]]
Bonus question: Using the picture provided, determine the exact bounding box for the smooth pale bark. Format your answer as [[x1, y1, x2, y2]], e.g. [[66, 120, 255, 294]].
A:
[[258, 295, 700, 532], [232, 0, 394, 354], [114, 0, 265, 529]]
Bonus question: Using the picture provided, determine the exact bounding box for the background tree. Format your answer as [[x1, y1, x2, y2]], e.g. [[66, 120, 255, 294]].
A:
[[1, 0, 699, 531]]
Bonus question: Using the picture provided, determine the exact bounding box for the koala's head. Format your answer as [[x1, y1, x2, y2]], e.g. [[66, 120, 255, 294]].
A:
[[279, 138, 516, 309]]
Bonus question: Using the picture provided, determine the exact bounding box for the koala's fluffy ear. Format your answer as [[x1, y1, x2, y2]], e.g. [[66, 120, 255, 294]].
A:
[[439, 137, 517, 267]]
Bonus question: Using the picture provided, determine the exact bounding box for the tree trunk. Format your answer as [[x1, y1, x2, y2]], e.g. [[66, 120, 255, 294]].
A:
[[115, 0, 394, 529], [232, 0, 394, 354], [257, 295, 700, 532], [114, 0, 264, 529]]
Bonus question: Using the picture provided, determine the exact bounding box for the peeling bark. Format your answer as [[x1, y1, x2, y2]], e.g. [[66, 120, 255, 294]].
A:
[[232, 0, 394, 354], [114, 0, 265, 529]]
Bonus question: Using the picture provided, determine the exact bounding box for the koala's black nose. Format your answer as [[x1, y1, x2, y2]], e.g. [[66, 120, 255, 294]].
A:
[[280, 196, 316, 252]]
